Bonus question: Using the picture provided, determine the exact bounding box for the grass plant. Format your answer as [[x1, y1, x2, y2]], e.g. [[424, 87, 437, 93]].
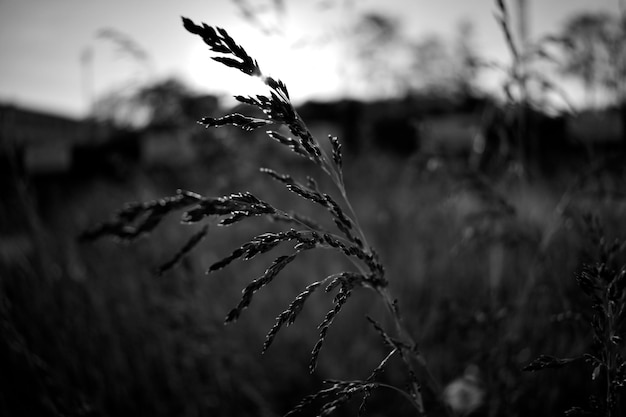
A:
[[82, 16, 450, 416], [524, 215, 626, 417]]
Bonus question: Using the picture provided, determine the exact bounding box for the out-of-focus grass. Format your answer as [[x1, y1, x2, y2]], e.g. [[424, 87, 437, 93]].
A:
[[1, 135, 624, 416]]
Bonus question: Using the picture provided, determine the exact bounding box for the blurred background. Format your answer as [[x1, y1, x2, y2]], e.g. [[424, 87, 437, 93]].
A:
[[1, 0, 625, 416]]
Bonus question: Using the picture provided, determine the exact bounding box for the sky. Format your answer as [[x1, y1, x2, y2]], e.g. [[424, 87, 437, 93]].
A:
[[0, 0, 621, 118]]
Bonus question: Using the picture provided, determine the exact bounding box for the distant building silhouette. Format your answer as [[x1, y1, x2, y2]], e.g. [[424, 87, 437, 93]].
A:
[[0, 94, 222, 176], [297, 95, 623, 176], [0, 104, 93, 175]]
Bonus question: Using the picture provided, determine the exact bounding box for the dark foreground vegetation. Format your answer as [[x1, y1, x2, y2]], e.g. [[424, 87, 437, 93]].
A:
[[2, 104, 625, 417]]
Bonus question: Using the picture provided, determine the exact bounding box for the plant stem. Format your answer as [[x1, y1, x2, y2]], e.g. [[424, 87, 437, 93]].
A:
[[337, 181, 370, 250], [377, 286, 452, 417]]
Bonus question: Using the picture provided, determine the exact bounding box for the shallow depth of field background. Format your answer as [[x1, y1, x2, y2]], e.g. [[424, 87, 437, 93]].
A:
[[1, 1, 626, 416]]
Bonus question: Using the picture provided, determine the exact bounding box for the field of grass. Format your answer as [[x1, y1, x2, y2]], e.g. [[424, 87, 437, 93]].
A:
[[2, 5, 626, 414], [1, 127, 625, 417]]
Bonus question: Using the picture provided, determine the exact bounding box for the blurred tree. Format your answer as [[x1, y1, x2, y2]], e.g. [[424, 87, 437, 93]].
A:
[[231, 0, 285, 35], [92, 77, 215, 130], [92, 84, 148, 129], [558, 12, 625, 109], [85, 28, 153, 119], [411, 34, 454, 95], [454, 19, 480, 100], [230, 0, 355, 36], [409, 19, 481, 102], [349, 12, 411, 97], [133, 78, 197, 129]]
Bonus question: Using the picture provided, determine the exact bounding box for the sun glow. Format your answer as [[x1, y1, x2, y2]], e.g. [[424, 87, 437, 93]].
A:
[[185, 26, 345, 105]]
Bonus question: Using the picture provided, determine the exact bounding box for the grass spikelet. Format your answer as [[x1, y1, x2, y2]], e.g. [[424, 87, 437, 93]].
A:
[[367, 348, 397, 383], [321, 193, 364, 247], [328, 135, 342, 169], [333, 219, 362, 248], [155, 224, 209, 276], [357, 348, 399, 416], [261, 169, 353, 233], [233, 91, 302, 140], [366, 316, 409, 350], [182, 192, 276, 224], [317, 383, 369, 416], [319, 235, 385, 281], [199, 113, 271, 131], [182, 18, 261, 76], [263, 268, 384, 355], [259, 167, 294, 185], [262, 281, 324, 353], [323, 194, 353, 230], [284, 384, 345, 417], [263, 76, 290, 99], [288, 182, 326, 205], [294, 380, 388, 417], [80, 189, 202, 241], [297, 131, 323, 166], [207, 229, 300, 273], [324, 272, 374, 293], [265, 131, 308, 157], [225, 251, 304, 323], [309, 285, 352, 373], [285, 376, 413, 417]]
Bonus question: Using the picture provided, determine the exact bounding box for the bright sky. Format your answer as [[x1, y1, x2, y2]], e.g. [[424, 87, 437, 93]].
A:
[[0, 0, 620, 118]]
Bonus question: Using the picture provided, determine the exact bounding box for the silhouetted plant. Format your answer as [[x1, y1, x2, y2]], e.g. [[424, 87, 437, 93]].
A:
[[524, 215, 626, 417], [82, 16, 450, 417]]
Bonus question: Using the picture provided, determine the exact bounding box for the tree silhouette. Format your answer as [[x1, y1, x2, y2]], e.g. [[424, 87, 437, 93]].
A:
[[559, 12, 624, 108], [133, 78, 197, 129], [92, 78, 214, 130]]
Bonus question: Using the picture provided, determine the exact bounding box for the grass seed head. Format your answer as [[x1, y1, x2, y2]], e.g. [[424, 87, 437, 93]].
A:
[[182, 18, 261, 76], [155, 224, 209, 276], [309, 286, 352, 373], [225, 253, 299, 323], [328, 135, 343, 169], [199, 113, 271, 131], [80, 189, 202, 241], [262, 281, 324, 353]]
